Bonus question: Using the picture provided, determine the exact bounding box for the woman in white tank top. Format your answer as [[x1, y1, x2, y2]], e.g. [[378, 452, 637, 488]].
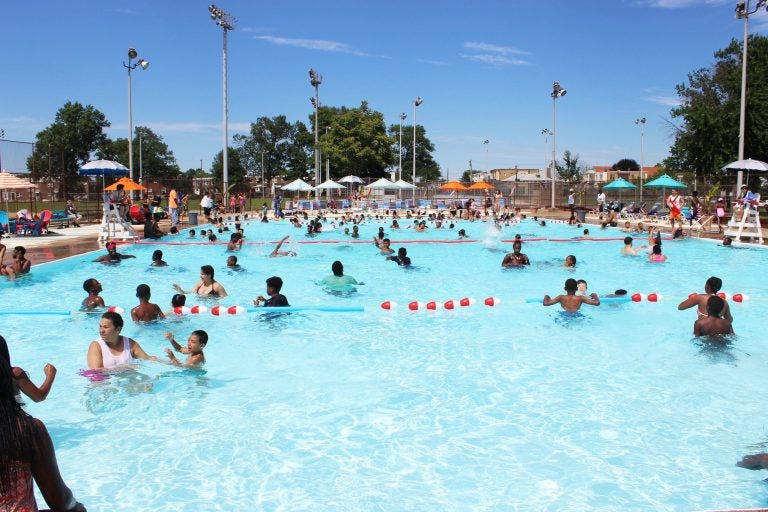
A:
[[87, 312, 156, 369]]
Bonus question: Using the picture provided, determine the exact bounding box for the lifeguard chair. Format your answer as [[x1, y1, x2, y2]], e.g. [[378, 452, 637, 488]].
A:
[[724, 194, 762, 244]]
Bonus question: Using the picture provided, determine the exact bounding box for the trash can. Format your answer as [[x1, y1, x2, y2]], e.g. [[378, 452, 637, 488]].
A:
[[188, 211, 199, 226], [575, 208, 586, 223]]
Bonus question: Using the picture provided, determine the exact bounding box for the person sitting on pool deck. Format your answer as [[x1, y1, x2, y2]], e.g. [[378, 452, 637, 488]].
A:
[[621, 236, 648, 256], [677, 276, 733, 323], [543, 278, 601, 312], [386, 247, 411, 266], [93, 241, 136, 264], [0, 244, 31, 278], [253, 276, 289, 307], [164, 330, 208, 367], [87, 311, 157, 369], [693, 295, 734, 336], [82, 278, 105, 309], [150, 249, 168, 267], [173, 265, 228, 298], [501, 240, 530, 268], [320, 261, 360, 290], [374, 237, 394, 255], [131, 284, 165, 322]]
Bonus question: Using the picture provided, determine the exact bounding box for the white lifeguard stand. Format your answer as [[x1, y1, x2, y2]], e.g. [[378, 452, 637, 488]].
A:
[[98, 208, 138, 242], [724, 199, 763, 244]]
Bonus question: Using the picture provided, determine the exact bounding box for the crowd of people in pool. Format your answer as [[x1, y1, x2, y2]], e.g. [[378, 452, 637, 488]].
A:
[[0, 207, 753, 510]]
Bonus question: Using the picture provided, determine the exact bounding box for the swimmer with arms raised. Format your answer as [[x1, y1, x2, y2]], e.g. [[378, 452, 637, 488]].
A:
[[164, 330, 208, 367], [693, 295, 734, 336], [270, 235, 296, 257], [543, 278, 600, 312]]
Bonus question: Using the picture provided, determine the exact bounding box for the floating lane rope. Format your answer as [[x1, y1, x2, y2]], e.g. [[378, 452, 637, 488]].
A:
[[381, 297, 501, 311], [0, 305, 363, 316]]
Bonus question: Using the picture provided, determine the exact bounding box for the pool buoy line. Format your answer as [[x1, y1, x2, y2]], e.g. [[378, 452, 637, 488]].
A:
[[0, 292, 753, 316]]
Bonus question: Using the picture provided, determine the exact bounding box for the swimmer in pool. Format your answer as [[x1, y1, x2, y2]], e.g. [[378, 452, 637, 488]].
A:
[[677, 276, 733, 323], [173, 265, 228, 298], [320, 260, 361, 289], [0, 244, 31, 277], [82, 278, 105, 309], [543, 278, 600, 312], [253, 276, 289, 307], [621, 236, 647, 256], [164, 330, 208, 367], [386, 247, 411, 266], [270, 235, 296, 257], [576, 279, 588, 296], [150, 249, 168, 267], [374, 237, 394, 255], [226, 232, 244, 251], [564, 255, 576, 268], [226, 255, 243, 271], [693, 295, 734, 336], [93, 241, 136, 264], [86, 311, 157, 369], [647, 244, 667, 263], [130, 284, 165, 322], [501, 241, 530, 267]]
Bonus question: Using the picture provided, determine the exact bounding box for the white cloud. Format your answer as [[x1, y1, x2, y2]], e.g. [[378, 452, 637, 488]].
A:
[[254, 35, 368, 56], [416, 58, 449, 66], [463, 41, 529, 55], [644, 95, 681, 107], [640, 0, 728, 8], [460, 54, 528, 66]]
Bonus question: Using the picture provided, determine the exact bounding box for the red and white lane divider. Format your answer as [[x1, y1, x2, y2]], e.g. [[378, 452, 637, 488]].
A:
[[381, 297, 501, 311], [630, 293, 663, 302]]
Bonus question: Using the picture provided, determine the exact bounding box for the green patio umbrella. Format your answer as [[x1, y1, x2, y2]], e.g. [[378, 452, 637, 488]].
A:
[[643, 174, 687, 205], [602, 178, 637, 206]]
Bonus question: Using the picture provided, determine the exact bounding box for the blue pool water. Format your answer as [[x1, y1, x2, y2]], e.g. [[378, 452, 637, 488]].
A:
[[3, 217, 768, 511]]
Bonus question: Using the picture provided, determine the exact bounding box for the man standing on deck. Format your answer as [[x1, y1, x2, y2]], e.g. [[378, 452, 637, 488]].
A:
[[168, 187, 179, 227]]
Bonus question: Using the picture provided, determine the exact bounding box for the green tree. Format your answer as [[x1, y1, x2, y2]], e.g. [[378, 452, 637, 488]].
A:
[[612, 158, 640, 173], [388, 123, 440, 182], [664, 35, 768, 184], [98, 126, 180, 185], [185, 167, 210, 178], [316, 101, 394, 180], [211, 147, 247, 193], [233, 115, 312, 184], [461, 170, 473, 182], [555, 150, 584, 187], [27, 101, 110, 196]]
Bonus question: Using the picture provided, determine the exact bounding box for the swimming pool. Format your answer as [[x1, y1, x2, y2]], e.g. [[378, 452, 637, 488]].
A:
[[3, 217, 768, 511]]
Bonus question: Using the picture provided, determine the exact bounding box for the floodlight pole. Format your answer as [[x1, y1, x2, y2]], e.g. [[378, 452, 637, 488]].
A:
[[123, 48, 149, 189], [209, 5, 236, 205], [734, 0, 767, 192], [635, 117, 646, 203], [550, 81, 566, 209], [309, 69, 322, 200], [412, 97, 423, 203]]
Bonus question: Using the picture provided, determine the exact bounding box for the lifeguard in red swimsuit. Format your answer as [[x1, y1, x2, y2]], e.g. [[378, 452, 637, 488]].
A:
[[666, 188, 684, 230]]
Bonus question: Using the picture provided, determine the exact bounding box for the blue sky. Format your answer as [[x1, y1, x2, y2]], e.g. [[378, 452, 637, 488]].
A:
[[1, 0, 767, 179]]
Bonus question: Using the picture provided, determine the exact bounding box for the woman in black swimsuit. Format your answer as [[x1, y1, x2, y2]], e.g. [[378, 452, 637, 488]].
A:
[[173, 265, 228, 298]]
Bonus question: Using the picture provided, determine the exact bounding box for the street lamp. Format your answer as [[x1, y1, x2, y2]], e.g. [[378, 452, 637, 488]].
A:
[[635, 117, 646, 203], [398, 113, 407, 182], [208, 4, 236, 204], [735, 0, 767, 192], [309, 68, 323, 198], [412, 97, 423, 203], [123, 48, 149, 185], [483, 139, 490, 180], [324, 126, 331, 182], [550, 81, 566, 209]]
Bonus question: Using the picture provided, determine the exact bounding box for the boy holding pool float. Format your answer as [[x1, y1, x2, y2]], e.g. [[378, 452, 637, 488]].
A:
[[543, 278, 600, 312], [165, 330, 208, 367]]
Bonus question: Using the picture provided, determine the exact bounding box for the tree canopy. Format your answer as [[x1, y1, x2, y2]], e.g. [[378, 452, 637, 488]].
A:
[[612, 158, 640, 173], [28, 101, 110, 195], [211, 147, 247, 192], [555, 150, 584, 187], [664, 35, 768, 184], [98, 126, 180, 185], [387, 123, 440, 182]]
